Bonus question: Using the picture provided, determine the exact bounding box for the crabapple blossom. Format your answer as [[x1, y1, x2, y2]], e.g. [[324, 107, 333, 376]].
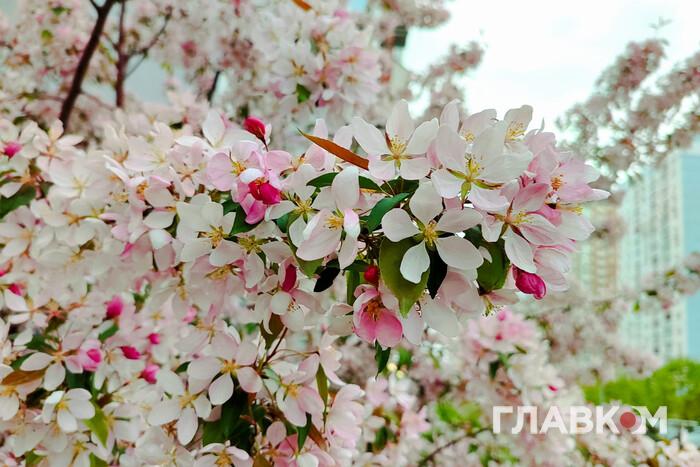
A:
[[381, 181, 483, 283]]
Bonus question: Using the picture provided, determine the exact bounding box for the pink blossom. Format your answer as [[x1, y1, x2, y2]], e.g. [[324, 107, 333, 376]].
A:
[[106, 295, 124, 319], [243, 116, 266, 142], [353, 287, 402, 348], [513, 267, 547, 299], [2, 141, 22, 158], [120, 346, 141, 360]]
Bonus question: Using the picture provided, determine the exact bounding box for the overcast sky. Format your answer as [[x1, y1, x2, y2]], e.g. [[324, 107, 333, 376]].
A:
[[403, 0, 700, 125]]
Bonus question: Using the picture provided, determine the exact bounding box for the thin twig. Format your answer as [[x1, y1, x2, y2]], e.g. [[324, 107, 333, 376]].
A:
[[115, 0, 127, 107], [59, 0, 117, 130], [418, 433, 471, 466], [206, 71, 221, 103], [124, 9, 172, 78]]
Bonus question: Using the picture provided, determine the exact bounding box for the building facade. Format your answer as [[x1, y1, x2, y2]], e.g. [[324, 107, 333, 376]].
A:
[[616, 145, 700, 361]]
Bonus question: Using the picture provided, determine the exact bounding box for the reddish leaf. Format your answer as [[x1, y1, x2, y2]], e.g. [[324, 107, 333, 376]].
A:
[[300, 131, 369, 170], [1, 369, 44, 386], [291, 0, 312, 11]]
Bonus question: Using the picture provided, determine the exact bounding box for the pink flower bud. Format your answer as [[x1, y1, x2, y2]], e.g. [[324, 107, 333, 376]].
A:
[[257, 182, 281, 205], [364, 265, 380, 284], [248, 180, 281, 205], [281, 264, 297, 293], [8, 283, 22, 296], [120, 346, 141, 360], [148, 333, 160, 345], [513, 267, 547, 300], [86, 348, 102, 364], [141, 363, 159, 384], [243, 116, 266, 141], [106, 296, 124, 319], [3, 141, 22, 158]]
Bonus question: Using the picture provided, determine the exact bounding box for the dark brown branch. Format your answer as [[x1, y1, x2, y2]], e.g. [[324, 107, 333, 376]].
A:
[[124, 9, 172, 78], [59, 0, 117, 131], [115, 0, 127, 107], [206, 71, 221, 103]]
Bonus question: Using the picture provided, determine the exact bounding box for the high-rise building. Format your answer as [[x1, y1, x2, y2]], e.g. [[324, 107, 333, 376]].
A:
[[616, 144, 700, 360]]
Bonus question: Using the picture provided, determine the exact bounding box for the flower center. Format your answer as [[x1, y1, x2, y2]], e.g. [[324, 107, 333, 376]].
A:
[[205, 226, 226, 247], [366, 299, 383, 321], [388, 137, 407, 158], [326, 213, 344, 230], [422, 220, 439, 247], [551, 176, 563, 190]]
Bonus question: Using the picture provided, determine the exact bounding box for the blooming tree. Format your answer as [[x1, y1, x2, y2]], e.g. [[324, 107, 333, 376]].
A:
[[0, 1, 695, 466]]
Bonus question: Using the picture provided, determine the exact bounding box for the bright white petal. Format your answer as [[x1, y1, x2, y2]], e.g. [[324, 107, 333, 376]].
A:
[[400, 241, 430, 284], [422, 300, 459, 337], [409, 182, 442, 225], [209, 374, 234, 405], [435, 236, 483, 270], [381, 209, 419, 242]]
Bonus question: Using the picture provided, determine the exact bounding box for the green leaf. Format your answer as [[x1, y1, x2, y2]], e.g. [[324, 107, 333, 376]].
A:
[[0, 185, 36, 219], [465, 229, 509, 292], [296, 256, 322, 277], [396, 347, 413, 369], [202, 390, 254, 449], [25, 452, 43, 466], [426, 248, 447, 298], [313, 266, 340, 292], [345, 270, 360, 306], [374, 341, 391, 375], [316, 367, 329, 407], [372, 426, 392, 452], [378, 238, 428, 316], [296, 84, 311, 103], [89, 454, 108, 467], [65, 371, 90, 390], [274, 212, 293, 233], [297, 414, 313, 450], [306, 173, 381, 191], [380, 178, 419, 196], [229, 203, 257, 235], [363, 193, 410, 233], [84, 404, 110, 447], [98, 322, 119, 342]]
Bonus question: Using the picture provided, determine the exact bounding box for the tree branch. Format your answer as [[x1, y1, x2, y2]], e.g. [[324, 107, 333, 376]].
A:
[[115, 0, 127, 107], [207, 71, 221, 103], [59, 0, 117, 131], [124, 9, 172, 78]]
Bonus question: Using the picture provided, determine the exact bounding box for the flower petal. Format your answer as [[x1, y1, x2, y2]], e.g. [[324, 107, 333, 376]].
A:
[[436, 208, 481, 233], [381, 209, 419, 242], [436, 236, 483, 270], [209, 374, 234, 405], [400, 241, 430, 284], [409, 182, 442, 225]]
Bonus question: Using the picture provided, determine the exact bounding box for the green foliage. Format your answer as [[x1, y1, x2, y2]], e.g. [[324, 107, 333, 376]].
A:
[[296, 84, 311, 103], [306, 173, 381, 192], [202, 389, 256, 450], [297, 414, 313, 450], [374, 341, 391, 375], [98, 322, 119, 342], [378, 238, 428, 316], [436, 400, 482, 429], [465, 228, 509, 292], [84, 404, 110, 447], [584, 359, 700, 421], [0, 185, 36, 219], [364, 192, 409, 232]]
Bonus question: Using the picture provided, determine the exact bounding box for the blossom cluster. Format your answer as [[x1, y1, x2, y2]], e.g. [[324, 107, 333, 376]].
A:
[[0, 95, 604, 465], [559, 36, 700, 185]]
